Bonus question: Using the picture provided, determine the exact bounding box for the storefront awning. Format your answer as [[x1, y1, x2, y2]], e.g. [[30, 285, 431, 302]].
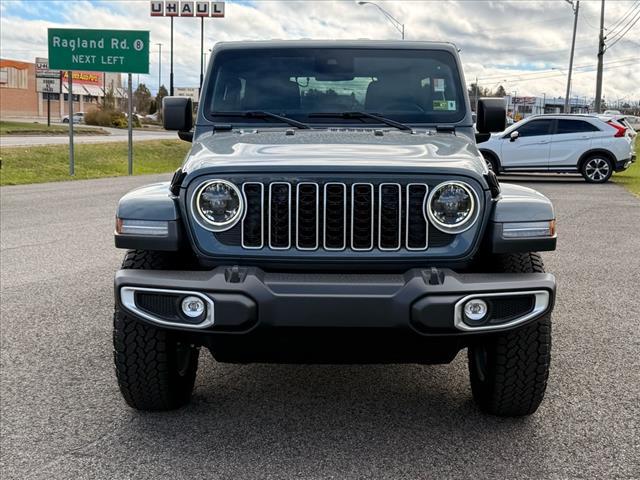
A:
[[82, 85, 105, 97]]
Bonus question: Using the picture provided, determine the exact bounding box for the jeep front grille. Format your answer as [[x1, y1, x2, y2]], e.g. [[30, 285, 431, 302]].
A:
[[239, 181, 431, 252]]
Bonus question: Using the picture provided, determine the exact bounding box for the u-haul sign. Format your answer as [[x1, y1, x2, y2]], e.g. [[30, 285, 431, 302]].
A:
[[150, 1, 224, 17]]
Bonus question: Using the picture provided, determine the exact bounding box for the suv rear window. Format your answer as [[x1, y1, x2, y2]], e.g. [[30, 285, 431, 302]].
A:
[[206, 47, 465, 125], [556, 119, 600, 134]]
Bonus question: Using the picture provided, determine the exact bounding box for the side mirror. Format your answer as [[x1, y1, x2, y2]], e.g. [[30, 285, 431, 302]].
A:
[[510, 131, 519, 142], [163, 97, 193, 139], [476, 98, 506, 133]]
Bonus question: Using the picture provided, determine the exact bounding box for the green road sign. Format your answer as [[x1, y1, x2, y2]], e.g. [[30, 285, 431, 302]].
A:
[[48, 28, 149, 73]]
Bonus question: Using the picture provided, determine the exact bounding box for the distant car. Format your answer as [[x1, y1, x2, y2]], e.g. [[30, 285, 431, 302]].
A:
[[603, 109, 622, 115], [144, 112, 159, 121], [478, 114, 636, 183], [623, 115, 640, 131], [62, 112, 85, 124]]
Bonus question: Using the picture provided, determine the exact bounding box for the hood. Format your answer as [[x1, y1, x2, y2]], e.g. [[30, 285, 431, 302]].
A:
[[182, 128, 487, 180]]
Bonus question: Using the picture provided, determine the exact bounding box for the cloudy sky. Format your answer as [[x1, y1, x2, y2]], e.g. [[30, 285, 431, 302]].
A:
[[1, 0, 638, 103]]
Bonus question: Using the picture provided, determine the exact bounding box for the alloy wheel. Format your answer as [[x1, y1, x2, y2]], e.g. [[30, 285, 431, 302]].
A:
[[584, 158, 610, 182]]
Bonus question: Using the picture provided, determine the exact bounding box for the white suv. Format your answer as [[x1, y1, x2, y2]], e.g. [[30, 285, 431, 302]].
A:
[[478, 114, 636, 183]]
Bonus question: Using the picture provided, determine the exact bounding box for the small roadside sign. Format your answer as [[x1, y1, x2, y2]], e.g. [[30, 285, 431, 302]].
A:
[[48, 28, 150, 74], [36, 77, 61, 93]]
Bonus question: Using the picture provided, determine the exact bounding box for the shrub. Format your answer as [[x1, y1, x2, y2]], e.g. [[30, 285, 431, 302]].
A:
[[84, 109, 113, 127], [85, 109, 141, 129]]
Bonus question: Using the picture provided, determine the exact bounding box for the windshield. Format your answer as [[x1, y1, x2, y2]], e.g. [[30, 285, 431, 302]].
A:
[[206, 47, 465, 125]]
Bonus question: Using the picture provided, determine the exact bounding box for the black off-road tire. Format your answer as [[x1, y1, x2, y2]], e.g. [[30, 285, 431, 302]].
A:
[[113, 250, 199, 411], [468, 252, 552, 416]]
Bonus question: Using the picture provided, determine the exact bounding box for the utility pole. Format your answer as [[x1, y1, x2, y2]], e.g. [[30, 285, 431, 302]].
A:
[[564, 0, 579, 113], [595, 0, 605, 113]]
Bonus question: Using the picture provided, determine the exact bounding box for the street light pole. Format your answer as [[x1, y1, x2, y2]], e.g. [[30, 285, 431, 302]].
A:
[[564, 0, 580, 113], [170, 16, 174, 96], [357, 1, 405, 39]]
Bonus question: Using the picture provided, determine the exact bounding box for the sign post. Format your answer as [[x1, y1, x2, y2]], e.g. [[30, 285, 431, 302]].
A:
[[150, 2, 225, 93], [48, 28, 149, 176], [128, 74, 133, 176], [35, 57, 61, 127], [68, 71, 74, 175]]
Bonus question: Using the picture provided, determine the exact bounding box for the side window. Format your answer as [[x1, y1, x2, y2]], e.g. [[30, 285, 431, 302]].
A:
[[556, 119, 599, 134], [516, 119, 553, 137]]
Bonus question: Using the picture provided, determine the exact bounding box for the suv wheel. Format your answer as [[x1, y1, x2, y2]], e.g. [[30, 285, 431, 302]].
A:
[[581, 155, 612, 183], [113, 250, 199, 411], [468, 252, 551, 416], [481, 151, 499, 173]]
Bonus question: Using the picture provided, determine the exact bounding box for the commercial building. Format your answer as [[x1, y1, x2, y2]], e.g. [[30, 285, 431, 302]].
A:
[[0, 58, 124, 120], [504, 95, 591, 120]]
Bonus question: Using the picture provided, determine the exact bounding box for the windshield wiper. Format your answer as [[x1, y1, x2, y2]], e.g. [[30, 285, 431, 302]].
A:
[[308, 112, 413, 132], [211, 111, 310, 129]]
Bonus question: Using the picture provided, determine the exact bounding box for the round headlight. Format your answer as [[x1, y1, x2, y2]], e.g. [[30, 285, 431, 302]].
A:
[[427, 181, 478, 234], [194, 179, 244, 231]]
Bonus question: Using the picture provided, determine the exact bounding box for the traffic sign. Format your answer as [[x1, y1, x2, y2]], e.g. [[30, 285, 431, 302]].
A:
[[48, 28, 150, 74]]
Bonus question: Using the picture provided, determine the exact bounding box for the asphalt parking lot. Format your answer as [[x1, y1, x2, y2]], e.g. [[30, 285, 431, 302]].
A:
[[1, 173, 639, 479]]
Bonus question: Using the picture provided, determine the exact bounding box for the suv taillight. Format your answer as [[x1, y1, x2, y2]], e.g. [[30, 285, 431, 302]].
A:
[[608, 120, 627, 138]]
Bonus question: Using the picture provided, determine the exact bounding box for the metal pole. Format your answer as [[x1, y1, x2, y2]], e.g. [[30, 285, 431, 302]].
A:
[[564, 1, 579, 113], [595, 0, 605, 113], [401, 23, 405, 40], [47, 94, 51, 127], [475, 76, 479, 112], [170, 16, 174, 96], [157, 43, 162, 92], [200, 17, 204, 89], [128, 73, 133, 176], [68, 71, 74, 176]]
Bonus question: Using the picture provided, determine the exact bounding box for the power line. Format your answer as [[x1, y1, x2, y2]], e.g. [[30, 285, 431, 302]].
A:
[[476, 56, 638, 81], [504, 61, 637, 85], [605, 0, 639, 31], [606, 7, 640, 42], [606, 14, 640, 49]]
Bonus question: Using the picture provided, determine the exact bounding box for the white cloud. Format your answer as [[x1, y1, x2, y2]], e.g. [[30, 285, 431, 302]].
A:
[[0, 0, 638, 102]]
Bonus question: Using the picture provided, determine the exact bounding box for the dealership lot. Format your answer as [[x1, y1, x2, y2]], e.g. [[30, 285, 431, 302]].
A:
[[1, 174, 638, 479]]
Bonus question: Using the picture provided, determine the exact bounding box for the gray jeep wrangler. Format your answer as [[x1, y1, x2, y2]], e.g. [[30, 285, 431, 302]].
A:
[[113, 41, 557, 416]]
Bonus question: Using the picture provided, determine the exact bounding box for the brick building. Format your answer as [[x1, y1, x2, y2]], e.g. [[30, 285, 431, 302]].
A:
[[0, 58, 124, 120]]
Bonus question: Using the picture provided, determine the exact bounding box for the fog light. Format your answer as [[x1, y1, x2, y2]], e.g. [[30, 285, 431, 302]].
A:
[[464, 299, 488, 322], [181, 296, 206, 318]]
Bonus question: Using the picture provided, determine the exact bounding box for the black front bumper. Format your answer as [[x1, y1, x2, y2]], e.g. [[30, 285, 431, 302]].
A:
[[115, 267, 555, 363]]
